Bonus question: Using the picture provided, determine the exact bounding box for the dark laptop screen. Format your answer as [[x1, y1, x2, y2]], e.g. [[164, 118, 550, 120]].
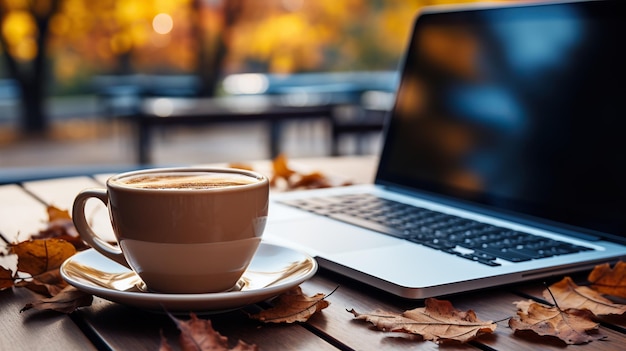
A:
[[376, 0, 626, 240]]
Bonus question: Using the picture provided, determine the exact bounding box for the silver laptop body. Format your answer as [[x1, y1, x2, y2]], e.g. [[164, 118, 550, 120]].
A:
[[264, 0, 626, 299]]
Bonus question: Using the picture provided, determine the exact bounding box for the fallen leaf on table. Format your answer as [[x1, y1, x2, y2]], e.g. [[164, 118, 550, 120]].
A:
[[349, 297, 496, 344], [14, 269, 67, 296], [544, 276, 626, 316], [587, 261, 626, 299], [9, 238, 76, 280], [509, 299, 605, 345], [31, 205, 87, 251], [0, 266, 13, 290], [270, 153, 352, 190], [289, 171, 332, 189], [20, 285, 93, 313], [249, 286, 330, 323], [3, 207, 94, 313], [227, 162, 254, 171], [161, 312, 258, 351], [47, 205, 72, 221], [270, 153, 296, 187]]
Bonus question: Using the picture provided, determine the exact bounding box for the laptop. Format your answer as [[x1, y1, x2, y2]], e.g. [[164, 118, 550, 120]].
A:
[[263, 0, 626, 299]]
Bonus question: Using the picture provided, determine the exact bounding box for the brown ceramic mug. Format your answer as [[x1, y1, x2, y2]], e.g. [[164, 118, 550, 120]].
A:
[[72, 167, 269, 294]]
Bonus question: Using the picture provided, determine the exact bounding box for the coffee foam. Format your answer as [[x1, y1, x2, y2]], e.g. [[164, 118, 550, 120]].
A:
[[113, 172, 259, 190]]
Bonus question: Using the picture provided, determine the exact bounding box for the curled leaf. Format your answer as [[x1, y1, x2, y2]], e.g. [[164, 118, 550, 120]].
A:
[[21, 285, 93, 314], [510, 299, 605, 345], [164, 312, 258, 351], [588, 261, 626, 298], [349, 298, 496, 344], [249, 286, 330, 323], [545, 276, 626, 316]]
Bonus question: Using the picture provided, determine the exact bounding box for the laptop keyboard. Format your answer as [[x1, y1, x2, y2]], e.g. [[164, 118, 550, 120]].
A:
[[279, 193, 592, 267]]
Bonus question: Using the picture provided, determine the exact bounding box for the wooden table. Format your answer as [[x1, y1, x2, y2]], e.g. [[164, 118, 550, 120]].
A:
[[1, 156, 625, 351]]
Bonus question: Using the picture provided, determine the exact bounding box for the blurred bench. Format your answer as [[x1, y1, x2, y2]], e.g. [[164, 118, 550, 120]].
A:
[[95, 72, 397, 163], [129, 95, 335, 164]]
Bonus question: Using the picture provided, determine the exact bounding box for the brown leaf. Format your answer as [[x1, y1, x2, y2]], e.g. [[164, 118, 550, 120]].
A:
[[510, 299, 605, 345], [9, 239, 76, 277], [588, 261, 626, 298], [270, 153, 296, 187], [16, 269, 67, 297], [349, 298, 497, 344], [289, 171, 332, 189], [227, 162, 254, 171], [0, 266, 14, 290], [545, 276, 626, 316], [249, 286, 330, 323], [32, 207, 87, 251], [21, 285, 93, 313], [47, 205, 72, 222], [165, 312, 258, 351]]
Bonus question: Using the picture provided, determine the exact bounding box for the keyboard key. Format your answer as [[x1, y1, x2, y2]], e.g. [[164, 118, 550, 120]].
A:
[[279, 194, 592, 267]]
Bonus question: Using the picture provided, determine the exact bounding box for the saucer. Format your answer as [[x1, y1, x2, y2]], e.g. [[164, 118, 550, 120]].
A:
[[60, 242, 317, 313]]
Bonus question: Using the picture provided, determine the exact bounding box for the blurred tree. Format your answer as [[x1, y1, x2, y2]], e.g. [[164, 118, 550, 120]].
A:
[[0, 0, 500, 134], [0, 0, 62, 134]]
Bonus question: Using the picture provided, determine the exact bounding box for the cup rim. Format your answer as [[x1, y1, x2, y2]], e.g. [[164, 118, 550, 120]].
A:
[[106, 166, 269, 192]]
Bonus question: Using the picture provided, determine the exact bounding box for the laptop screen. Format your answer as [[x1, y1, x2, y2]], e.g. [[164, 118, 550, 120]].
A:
[[376, 0, 626, 240]]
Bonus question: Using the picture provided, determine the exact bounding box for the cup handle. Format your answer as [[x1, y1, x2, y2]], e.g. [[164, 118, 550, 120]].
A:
[[72, 188, 130, 268]]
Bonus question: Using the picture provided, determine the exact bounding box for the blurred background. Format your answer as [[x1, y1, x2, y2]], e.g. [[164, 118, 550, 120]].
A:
[[0, 0, 496, 171]]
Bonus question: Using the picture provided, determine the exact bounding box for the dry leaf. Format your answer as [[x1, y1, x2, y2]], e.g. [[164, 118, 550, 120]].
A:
[[349, 298, 496, 344], [227, 162, 254, 171], [588, 261, 626, 298], [162, 312, 258, 351], [290, 171, 332, 189], [545, 276, 626, 316], [0, 266, 13, 290], [47, 205, 72, 221], [249, 286, 330, 323], [10, 239, 76, 278], [15, 269, 67, 296], [509, 299, 605, 345], [269, 153, 351, 190], [31, 206, 87, 251], [20, 285, 93, 313], [270, 153, 296, 187]]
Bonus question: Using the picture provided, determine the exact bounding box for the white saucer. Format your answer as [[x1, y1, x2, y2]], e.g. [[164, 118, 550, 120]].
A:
[[60, 242, 317, 313]]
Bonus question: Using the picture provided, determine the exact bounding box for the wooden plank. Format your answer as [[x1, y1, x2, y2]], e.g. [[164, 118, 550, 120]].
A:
[[0, 184, 48, 243], [74, 297, 338, 351], [299, 272, 626, 351], [23, 176, 115, 243], [447, 288, 626, 351], [0, 253, 97, 351], [0, 288, 97, 351], [298, 275, 475, 351]]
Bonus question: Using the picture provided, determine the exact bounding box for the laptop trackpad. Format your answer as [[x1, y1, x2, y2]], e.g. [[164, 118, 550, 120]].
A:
[[264, 217, 403, 256]]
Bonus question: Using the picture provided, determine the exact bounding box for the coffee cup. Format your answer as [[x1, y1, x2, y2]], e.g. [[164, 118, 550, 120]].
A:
[[72, 167, 269, 294]]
